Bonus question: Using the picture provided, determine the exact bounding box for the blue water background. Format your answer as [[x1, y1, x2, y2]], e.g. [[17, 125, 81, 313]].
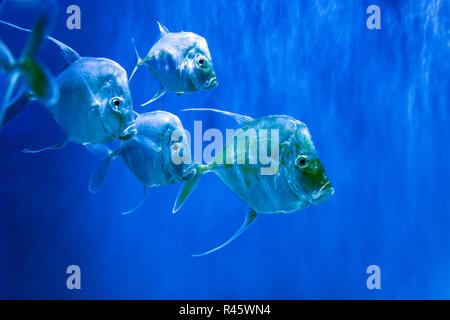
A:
[[0, 0, 449, 299]]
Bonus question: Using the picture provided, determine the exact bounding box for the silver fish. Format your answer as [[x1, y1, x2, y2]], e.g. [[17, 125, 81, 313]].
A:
[[0, 20, 136, 152], [174, 108, 334, 256], [130, 21, 218, 105], [87, 110, 192, 215], [0, 13, 59, 127]]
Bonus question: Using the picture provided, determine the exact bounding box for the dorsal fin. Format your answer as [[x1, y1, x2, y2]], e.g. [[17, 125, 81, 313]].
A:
[[181, 108, 254, 126], [0, 19, 81, 64], [155, 19, 169, 37], [46, 35, 80, 63]]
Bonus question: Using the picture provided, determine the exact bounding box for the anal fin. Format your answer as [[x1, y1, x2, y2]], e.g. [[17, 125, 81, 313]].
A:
[[22, 137, 69, 153], [191, 209, 258, 257], [121, 186, 148, 215], [141, 87, 166, 106]]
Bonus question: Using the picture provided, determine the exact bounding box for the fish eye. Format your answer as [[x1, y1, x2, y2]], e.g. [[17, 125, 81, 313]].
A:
[[197, 57, 207, 67], [295, 155, 308, 168], [110, 97, 123, 109]]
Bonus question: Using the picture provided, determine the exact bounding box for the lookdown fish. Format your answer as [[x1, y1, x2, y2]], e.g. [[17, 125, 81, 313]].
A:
[[0, 13, 59, 127], [174, 108, 334, 256], [87, 110, 193, 215], [129, 21, 218, 106], [0, 20, 136, 152]]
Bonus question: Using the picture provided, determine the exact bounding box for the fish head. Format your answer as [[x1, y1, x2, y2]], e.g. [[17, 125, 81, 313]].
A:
[[96, 59, 137, 140], [282, 121, 334, 207], [138, 111, 192, 182], [181, 33, 218, 90], [165, 115, 192, 181]]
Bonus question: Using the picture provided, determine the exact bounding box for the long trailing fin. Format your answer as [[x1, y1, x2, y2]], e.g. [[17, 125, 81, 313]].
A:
[[172, 165, 209, 213], [181, 108, 254, 126], [141, 87, 166, 106], [0, 19, 81, 63], [192, 209, 258, 257], [86, 144, 116, 193], [22, 137, 68, 153], [121, 186, 148, 215]]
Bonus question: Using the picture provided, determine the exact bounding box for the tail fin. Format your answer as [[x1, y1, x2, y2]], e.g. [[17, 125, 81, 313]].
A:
[[0, 88, 29, 127], [0, 14, 60, 108], [172, 165, 209, 213], [0, 38, 15, 69], [19, 13, 59, 105], [129, 38, 145, 82], [192, 209, 258, 257], [85, 144, 116, 193]]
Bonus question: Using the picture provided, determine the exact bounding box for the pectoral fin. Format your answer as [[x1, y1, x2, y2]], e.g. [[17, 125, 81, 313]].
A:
[[191, 209, 258, 257], [141, 87, 166, 106]]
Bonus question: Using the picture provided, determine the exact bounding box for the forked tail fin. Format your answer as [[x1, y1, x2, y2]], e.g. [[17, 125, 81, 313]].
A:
[[129, 37, 146, 82], [0, 13, 60, 126], [19, 13, 59, 106]]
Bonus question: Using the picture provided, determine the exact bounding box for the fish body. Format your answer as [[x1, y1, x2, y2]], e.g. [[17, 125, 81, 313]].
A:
[[209, 116, 309, 213], [205, 115, 333, 214], [87, 111, 192, 215], [0, 20, 136, 148], [130, 21, 218, 105], [117, 111, 191, 187], [49, 57, 135, 144], [174, 109, 334, 256]]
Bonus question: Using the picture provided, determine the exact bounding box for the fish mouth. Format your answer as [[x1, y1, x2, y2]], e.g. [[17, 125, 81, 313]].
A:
[[119, 123, 137, 140], [205, 77, 218, 89], [312, 182, 334, 203]]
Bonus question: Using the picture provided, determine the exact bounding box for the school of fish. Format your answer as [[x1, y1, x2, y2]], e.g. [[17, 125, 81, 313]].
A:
[[0, 9, 334, 256]]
